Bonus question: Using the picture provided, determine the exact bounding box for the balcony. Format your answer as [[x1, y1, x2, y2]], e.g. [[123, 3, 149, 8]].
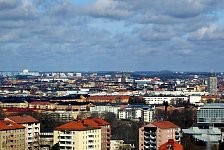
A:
[[151, 132, 156, 137], [144, 146, 150, 150], [144, 136, 150, 141], [144, 141, 150, 145], [59, 138, 72, 142], [88, 145, 94, 149], [144, 132, 150, 136], [150, 135, 156, 139], [59, 134, 72, 137], [88, 140, 94, 144], [150, 140, 156, 145], [59, 143, 72, 147], [175, 131, 179, 135], [175, 135, 180, 140]]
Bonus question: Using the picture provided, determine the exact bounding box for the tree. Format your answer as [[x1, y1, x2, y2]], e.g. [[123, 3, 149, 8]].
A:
[[51, 143, 60, 150]]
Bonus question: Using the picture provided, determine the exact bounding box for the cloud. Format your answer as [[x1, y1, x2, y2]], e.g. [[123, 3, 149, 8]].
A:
[[0, 0, 224, 71]]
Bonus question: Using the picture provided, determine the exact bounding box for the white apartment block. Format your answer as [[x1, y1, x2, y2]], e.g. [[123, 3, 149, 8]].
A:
[[143, 96, 188, 105], [118, 105, 155, 122], [90, 104, 120, 115]]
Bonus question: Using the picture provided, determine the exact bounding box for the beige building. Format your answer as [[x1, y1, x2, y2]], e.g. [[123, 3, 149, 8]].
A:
[[29, 101, 56, 110], [53, 118, 111, 150], [0, 120, 26, 150], [139, 121, 181, 150], [0, 100, 28, 108], [6, 115, 40, 150]]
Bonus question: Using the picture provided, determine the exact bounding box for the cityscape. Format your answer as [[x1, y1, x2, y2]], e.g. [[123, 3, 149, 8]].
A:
[[1, 0, 224, 150], [0, 69, 224, 150]]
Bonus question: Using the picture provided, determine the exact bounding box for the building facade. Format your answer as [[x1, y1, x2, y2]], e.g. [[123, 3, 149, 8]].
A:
[[53, 118, 110, 150], [197, 103, 224, 127], [207, 76, 218, 95], [0, 120, 25, 150], [6, 115, 40, 150], [139, 121, 181, 150]]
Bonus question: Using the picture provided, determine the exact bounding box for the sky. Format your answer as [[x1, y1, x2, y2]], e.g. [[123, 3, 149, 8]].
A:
[[1, 0, 224, 72]]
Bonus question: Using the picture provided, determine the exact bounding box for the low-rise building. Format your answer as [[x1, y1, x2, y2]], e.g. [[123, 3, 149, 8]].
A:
[[118, 105, 155, 122], [29, 101, 56, 110], [90, 103, 120, 115], [143, 96, 188, 105], [0, 100, 28, 108]]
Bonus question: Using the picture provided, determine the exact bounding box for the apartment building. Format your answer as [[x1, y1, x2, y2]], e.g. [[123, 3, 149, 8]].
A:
[[6, 115, 40, 150], [118, 105, 155, 122], [0, 120, 25, 150], [53, 118, 111, 150], [143, 96, 188, 105], [90, 104, 120, 115], [29, 101, 56, 110], [0, 100, 28, 108], [139, 121, 181, 150]]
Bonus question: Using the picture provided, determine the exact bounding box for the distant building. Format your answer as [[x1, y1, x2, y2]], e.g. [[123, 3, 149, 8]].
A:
[[0, 120, 25, 150], [53, 118, 111, 150], [0, 100, 28, 108], [90, 104, 120, 115], [118, 105, 155, 122], [41, 111, 79, 122], [208, 76, 218, 95], [197, 103, 224, 127], [139, 121, 181, 150], [110, 140, 135, 150], [143, 96, 188, 105], [6, 115, 40, 150]]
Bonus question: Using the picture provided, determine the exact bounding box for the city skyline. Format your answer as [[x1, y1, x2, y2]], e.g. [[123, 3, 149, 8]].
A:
[[1, 0, 224, 72]]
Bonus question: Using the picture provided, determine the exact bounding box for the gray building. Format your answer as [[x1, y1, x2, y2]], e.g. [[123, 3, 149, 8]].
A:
[[197, 103, 224, 127], [182, 127, 222, 145]]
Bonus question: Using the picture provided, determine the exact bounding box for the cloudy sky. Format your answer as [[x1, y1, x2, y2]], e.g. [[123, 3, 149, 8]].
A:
[[1, 0, 224, 72]]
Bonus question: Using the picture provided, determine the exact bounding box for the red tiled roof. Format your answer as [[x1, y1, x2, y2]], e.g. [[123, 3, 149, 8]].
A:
[[55, 118, 109, 131], [152, 121, 178, 129], [87, 95, 130, 100], [55, 121, 100, 131], [201, 95, 221, 98], [0, 120, 25, 131], [93, 118, 110, 126], [8, 115, 39, 124], [30, 101, 54, 105], [159, 139, 183, 150]]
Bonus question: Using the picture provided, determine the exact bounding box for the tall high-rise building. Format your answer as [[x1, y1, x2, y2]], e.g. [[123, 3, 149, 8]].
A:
[[207, 75, 218, 95]]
